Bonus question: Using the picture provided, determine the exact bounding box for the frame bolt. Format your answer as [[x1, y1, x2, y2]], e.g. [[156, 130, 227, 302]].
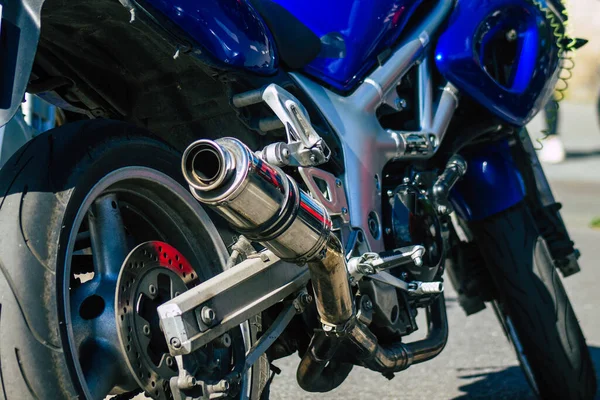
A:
[[201, 306, 216, 325], [506, 29, 517, 42], [214, 333, 232, 348], [186, 376, 197, 387], [293, 300, 302, 313], [142, 324, 151, 336], [335, 179, 342, 187], [170, 337, 181, 349], [166, 356, 174, 367], [177, 374, 197, 390], [149, 284, 157, 296], [412, 256, 423, 267], [364, 299, 373, 311], [395, 98, 407, 110], [341, 207, 348, 215], [300, 292, 313, 305], [207, 379, 230, 394]]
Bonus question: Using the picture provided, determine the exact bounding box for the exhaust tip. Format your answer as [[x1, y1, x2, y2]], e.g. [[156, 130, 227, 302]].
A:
[[182, 140, 230, 191]]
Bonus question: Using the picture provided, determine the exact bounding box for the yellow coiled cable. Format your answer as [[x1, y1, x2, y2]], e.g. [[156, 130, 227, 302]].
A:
[[532, 0, 578, 148]]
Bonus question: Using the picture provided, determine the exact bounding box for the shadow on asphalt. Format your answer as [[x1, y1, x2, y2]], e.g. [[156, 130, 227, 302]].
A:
[[566, 149, 600, 160], [452, 346, 600, 399]]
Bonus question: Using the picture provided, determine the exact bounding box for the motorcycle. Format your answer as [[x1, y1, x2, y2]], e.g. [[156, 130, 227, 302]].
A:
[[0, 0, 595, 399]]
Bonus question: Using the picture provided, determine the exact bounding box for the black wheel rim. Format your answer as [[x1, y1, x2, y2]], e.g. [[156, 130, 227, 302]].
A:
[[60, 167, 252, 400]]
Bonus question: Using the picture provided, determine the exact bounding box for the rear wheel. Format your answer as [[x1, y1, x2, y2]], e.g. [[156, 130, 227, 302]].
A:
[[471, 203, 596, 399], [0, 120, 268, 399]]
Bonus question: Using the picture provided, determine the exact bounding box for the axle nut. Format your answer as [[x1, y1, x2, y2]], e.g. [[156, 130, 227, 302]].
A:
[[170, 337, 181, 349], [201, 306, 216, 325]]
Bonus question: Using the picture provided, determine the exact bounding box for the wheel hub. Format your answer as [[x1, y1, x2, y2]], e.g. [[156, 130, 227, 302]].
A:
[[116, 241, 198, 400]]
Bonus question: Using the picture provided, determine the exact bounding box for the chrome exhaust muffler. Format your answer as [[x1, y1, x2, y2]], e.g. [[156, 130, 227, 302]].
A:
[[182, 137, 353, 326], [183, 137, 330, 261]]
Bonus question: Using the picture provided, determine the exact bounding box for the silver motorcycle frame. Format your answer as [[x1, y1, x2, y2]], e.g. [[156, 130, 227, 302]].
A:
[[292, 0, 456, 252]]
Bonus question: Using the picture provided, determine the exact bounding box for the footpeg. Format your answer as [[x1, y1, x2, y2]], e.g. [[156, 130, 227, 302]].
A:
[[369, 271, 444, 296], [408, 281, 444, 295]]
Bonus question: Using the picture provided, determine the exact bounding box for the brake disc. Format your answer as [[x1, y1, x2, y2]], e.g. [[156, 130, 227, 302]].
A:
[[116, 241, 198, 400]]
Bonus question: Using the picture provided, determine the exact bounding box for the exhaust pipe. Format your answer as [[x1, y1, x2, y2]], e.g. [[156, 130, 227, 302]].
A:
[[182, 140, 232, 191], [182, 137, 448, 390], [297, 293, 447, 391], [347, 293, 448, 372], [182, 138, 331, 261], [181, 137, 353, 326]]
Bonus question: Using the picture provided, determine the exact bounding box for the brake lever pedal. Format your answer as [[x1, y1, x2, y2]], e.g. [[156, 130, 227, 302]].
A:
[[347, 245, 425, 281]]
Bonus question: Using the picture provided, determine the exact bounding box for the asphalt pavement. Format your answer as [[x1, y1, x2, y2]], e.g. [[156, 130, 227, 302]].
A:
[[268, 102, 600, 400]]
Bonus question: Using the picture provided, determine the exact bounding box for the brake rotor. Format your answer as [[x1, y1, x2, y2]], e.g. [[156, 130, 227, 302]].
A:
[[116, 241, 198, 400]]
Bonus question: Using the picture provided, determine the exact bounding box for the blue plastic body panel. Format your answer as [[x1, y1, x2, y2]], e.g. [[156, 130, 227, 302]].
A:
[[450, 140, 525, 221], [435, 0, 562, 126], [272, 0, 423, 91], [143, 0, 277, 75]]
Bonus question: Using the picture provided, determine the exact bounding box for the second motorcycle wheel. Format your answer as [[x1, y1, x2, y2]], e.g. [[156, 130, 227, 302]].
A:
[[471, 203, 596, 399]]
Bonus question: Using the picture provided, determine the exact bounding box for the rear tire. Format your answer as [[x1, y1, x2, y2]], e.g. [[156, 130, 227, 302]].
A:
[[471, 203, 596, 399], [0, 120, 268, 399]]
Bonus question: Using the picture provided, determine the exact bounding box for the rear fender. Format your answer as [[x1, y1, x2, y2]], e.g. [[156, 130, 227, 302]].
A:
[[0, 0, 44, 127], [139, 0, 277, 75]]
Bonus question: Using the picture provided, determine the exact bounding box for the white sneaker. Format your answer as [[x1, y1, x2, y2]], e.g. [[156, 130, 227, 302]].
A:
[[538, 135, 566, 164]]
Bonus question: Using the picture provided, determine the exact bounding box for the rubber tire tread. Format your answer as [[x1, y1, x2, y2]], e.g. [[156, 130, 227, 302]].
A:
[[0, 120, 268, 399], [472, 202, 596, 400]]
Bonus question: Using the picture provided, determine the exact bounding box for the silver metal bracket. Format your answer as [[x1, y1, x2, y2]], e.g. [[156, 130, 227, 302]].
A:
[[158, 250, 310, 356], [170, 353, 240, 400], [168, 291, 313, 399], [232, 84, 331, 167], [298, 167, 350, 224]]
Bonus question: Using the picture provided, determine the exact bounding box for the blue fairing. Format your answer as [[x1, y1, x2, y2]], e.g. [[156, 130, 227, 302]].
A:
[[450, 140, 525, 221], [435, 0, 562, 126], [142, 0, 277, 75], [272, 0, 423, 91]]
